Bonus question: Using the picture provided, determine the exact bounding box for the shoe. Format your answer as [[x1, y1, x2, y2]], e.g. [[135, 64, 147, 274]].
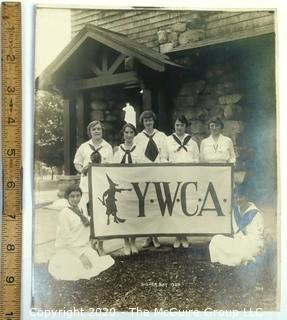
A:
[[123, 239, 131, 255], [131, 244, 139, 254], [143, 237, 152, 248], [152, 237, 161, 248], [173, 239, 180, 248], [97, 241, 105, 255], [90, 239, 98, 250], [97, 247, 105, 256], [182, 238, 189, 248]]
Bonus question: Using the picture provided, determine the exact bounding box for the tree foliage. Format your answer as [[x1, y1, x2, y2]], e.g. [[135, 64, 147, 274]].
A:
[[34, 90, 64, 172]]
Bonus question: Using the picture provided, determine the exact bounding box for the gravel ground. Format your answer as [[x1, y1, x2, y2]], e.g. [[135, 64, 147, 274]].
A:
[[32, 246, 277, 312]]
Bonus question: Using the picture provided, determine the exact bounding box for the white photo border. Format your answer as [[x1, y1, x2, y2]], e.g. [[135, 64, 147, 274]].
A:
[[20, 0, 287, 319]]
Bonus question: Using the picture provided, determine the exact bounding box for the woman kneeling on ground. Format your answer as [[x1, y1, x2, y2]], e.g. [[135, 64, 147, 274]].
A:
[[209, 185, 264, 266], [48, 185, 114, 281]]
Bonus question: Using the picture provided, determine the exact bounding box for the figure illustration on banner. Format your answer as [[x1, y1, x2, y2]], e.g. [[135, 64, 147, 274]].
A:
[[99, 174, 132, 225]]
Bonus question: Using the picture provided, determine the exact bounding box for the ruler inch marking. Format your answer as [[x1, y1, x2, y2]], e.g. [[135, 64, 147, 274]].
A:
[[1, 3, 22, 320]]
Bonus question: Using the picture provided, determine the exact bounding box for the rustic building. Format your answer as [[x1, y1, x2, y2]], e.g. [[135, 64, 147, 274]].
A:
[[37, 9, 276, 202]]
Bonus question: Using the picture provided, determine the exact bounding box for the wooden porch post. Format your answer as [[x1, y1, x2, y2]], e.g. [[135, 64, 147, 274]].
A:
[[157, 81, 168, 131], [76, 93, 86, 144], [64, 97, 77, 175], [141, 81, 152, 111]]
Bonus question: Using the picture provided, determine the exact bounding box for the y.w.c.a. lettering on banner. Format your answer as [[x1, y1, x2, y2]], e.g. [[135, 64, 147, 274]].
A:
[[89, 164, 233, 238]]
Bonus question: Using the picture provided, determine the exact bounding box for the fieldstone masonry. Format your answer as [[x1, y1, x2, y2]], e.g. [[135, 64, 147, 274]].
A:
[[158, 14, 206, 53], [89, 88, 126, 146], [172, 63, 246, 174]]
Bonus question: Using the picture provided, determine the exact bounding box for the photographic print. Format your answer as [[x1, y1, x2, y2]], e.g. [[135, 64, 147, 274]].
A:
[[33, 5, 278, 315]]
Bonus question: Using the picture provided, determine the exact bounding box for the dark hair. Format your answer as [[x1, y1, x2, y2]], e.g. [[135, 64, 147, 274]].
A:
[[64, 185, 82, 199], [139, 110, 157, 126], [207, 117, 224, 129], [87, 120, 104, 138], [121, 123, 137, 140], [173, 115, 189, 127], [233, 184, 249, 198], [122, 123, 137, 134]]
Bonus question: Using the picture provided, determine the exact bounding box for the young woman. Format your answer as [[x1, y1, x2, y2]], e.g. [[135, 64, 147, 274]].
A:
[[114, 123, 139, 164], [134, 110, 166, 164], [48, 185, 114, 281], [163, 115, 199, 248], [114, 123, 139, 255], [163, 115, 199, 163], [200, 117, 236, 164], [209, 185, 265, 266], [74, 120, 113, 254], [134, 110, 167, 248]]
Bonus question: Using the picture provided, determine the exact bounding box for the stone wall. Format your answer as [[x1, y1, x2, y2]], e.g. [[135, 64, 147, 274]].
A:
[[172, 62, 245, 172], [158, 14, 206, 53], [88, 87, 126, 146], [157, 11, 274, 53]]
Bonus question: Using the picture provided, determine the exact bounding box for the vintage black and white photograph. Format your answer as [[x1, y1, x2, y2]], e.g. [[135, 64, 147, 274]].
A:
[[33, 5, 278, 313]]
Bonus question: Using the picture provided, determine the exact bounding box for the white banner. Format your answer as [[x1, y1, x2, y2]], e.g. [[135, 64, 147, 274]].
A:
[[89, 164, 233, 238]]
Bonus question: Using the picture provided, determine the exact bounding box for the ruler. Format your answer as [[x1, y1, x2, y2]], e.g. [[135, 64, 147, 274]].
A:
[[1, 3, 22, 320]]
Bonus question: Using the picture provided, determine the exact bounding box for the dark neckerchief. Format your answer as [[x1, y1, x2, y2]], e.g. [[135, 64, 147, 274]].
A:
[[172, 134, 192, 152], [143, 131, 159, 162], [233, 206, 258, 235], [120, 145, 136, 164], [88, 144, 102, 165], [88, 143, 102, 153], [68, 206, 90, 227]]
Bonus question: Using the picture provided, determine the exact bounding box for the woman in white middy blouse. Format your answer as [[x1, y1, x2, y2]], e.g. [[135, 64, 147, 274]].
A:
[[114, 123, 140, 255], [134, 110, 166, 248], [163, 115, 199, 164], [200, 117, 236, 164], [209, 185, 265, 266], [48, 185, 114, 281], [163, 115, 199, 248], [74, 120, 113, 255]]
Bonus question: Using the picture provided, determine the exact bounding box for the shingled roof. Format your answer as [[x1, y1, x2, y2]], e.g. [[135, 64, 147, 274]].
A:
[[37, 24, 182, 90]]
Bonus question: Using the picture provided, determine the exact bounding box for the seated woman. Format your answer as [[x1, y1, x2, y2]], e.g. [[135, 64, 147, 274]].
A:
[[209, 185, 264, 267], [48, 185, 114, 281], [114, 123, 139, 255]]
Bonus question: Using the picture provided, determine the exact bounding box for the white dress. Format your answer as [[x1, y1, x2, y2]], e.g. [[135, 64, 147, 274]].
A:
[[209, 202, 264, 266], [74, 139, 113, 192], [200, 134, 236, 163], [74, 139, 113, 213], [162, 133, 199, 163], [48, 206, 114, 281], [134, 129, 166, 163]]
